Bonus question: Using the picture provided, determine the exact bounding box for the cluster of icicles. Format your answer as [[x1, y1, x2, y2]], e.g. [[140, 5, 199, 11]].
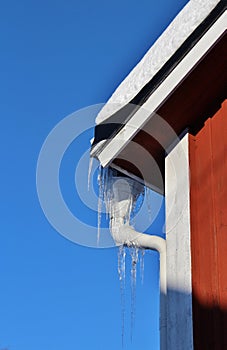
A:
[[89, 163, 150, 344], [118, 245, 146, 345]]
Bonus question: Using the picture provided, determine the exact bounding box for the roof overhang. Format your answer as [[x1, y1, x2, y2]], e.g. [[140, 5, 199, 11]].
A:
[[91, 1, 226, 194]]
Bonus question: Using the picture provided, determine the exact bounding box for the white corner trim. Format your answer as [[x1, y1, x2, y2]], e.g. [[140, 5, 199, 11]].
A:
[[96, 10, 226, 168], [165, 134, 193, 350]]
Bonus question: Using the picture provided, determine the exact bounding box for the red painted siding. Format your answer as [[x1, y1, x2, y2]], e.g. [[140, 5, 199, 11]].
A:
[[189, 100, 227, 349]]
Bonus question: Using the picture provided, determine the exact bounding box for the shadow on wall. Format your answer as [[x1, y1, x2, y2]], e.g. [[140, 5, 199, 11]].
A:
[[192, 292, 227, 350], [166, 289, 227, 350]]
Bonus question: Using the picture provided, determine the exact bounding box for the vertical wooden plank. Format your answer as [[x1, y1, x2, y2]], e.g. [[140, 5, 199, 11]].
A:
[[189, 100, 227, 350], [210, 100, 227, 348]]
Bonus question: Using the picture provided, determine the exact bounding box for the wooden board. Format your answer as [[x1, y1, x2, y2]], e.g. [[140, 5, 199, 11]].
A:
[[189, 100, 227, 349]]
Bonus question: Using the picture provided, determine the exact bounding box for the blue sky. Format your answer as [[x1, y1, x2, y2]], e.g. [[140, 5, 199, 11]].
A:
[[0, 1, 188, 349]]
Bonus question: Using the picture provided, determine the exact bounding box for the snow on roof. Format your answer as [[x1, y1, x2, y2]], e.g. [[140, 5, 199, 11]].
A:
[[96, 0, 221, 124]]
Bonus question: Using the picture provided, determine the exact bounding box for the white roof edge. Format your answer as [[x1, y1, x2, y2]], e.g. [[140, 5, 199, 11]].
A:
[[96, 0, 221, 124], [97, 10, 226, 167]]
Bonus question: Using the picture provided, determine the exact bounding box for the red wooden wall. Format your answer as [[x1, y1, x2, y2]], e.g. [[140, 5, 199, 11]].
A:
[[189, 100, 227, 349]]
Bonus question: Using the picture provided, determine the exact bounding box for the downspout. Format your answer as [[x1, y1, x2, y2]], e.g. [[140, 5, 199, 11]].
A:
[[107, 176, 167, 350]]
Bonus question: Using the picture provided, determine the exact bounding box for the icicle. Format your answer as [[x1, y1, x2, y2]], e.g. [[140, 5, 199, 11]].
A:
[[97, 165, 104, 246], [97, 166, 112, 245], [146, 187, 152, 222], [104, 167, 113, 220], [130, 183, 145, 227], [118, 245, 126, 281], [118, 245, 126, 347], [140, 248, 145, 285], [130, 246, 139, 341], [126, 196, 133, 225], [87, 156, 94, 191]]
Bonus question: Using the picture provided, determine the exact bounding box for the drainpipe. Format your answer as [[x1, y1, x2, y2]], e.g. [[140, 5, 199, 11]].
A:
[[108, 177, 167, 350]]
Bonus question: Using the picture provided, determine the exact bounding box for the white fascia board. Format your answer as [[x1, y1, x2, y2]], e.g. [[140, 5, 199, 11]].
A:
[[96, 0, 221, 124], [97, 10, 226, 168]]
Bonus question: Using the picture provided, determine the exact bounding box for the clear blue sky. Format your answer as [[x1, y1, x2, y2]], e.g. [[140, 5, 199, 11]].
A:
[[0, 1, 188, 349]]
